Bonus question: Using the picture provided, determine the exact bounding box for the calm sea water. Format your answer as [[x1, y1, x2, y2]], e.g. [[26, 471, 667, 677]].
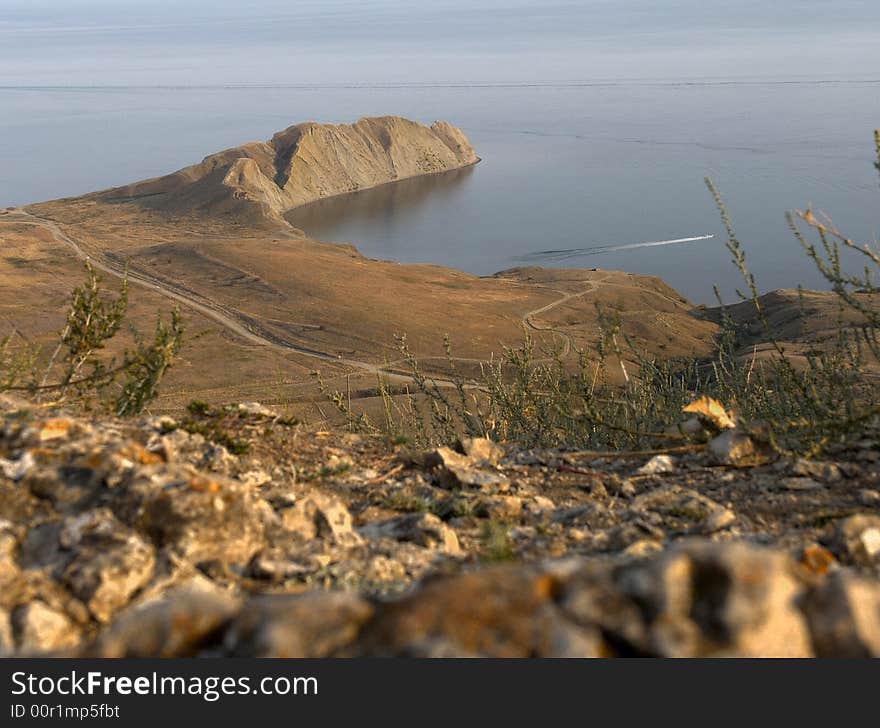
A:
[[1, 2, 879, 303]]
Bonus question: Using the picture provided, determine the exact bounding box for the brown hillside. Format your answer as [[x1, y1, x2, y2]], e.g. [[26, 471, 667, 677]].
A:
[[3, 116, 718, 416]]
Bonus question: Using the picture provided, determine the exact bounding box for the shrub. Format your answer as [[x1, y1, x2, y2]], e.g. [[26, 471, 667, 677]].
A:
[[1, 263, 183, 416]]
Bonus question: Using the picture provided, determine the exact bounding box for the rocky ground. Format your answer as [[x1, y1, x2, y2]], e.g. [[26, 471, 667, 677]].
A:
[[1, 395, 879, 657]]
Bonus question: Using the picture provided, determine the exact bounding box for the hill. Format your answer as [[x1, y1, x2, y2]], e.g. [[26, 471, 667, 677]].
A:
[[1, 116, 718, 417], [92, 116, 479, 224]]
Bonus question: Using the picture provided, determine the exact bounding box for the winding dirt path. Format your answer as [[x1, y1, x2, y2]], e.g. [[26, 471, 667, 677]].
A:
[[9, 208, 599, 391], [521, 277, 608, 356], [9, 209, 401, 375]]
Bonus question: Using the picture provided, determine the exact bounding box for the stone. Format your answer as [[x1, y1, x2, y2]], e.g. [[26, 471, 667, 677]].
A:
[[0, 519, 19, 582], [0, 451, 34, 481], [25, 465, 101, 512], [637, 454, 677, 475], [551, 505, 595, 526], [33, 418, 75, 443], [354, 566, 603, 657], [605, 478, 636, 498], [237, 402, 277, 418], [248, 555, 313, 581], [280, 491, 363, 546], [360, 513, 460, 553], [708, 430, 767, 466], [616, 541, 813, 657], [457, 437, 504, 465], [623, 539, 665, 558], [474, 495, 523, 520], [632, 486, 734, 535], [605, 521, 665, 552], [791, 458, 843, 482], [556, 562, 648, 654], [425, 446, 509, 490], [798, 544, 838, 576], [139, 472, 269, 565], [357, 555, 405, 584], [12, 601, 80, 653], [779, 477, 823, 491], [60, 509, 155, 623], [89, 580, 241, 657], [0, 609, 13, 655], [667, 416, 709, 439], [697, 508, 737, 535], [833, 514, 880, 566], [225, 591, 374, 657], [526, 495, 556, 514], [800, 571, 880, 657]]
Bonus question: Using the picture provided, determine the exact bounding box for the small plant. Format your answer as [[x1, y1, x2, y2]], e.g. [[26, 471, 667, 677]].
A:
[[180, 401, 250, 455], [1, 263, 183, 416], [480, 520, 515, 562]]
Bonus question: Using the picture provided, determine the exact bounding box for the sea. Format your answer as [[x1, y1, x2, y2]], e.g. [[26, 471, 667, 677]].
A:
[[1, 1, 878, 303]]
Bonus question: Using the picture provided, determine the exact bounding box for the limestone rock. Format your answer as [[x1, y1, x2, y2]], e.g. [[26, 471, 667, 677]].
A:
[[425, 446, 509, 490], [457, 437, 505, 465], [637, 455, 677, 475], [833, 514, 880, 566], [615, 541, 813, 657], [225, 591, 374, 657], [708, 430, 765, 466], [60, 509, 155, 623], [475, 495, 523, 520], [88, 580, 241, 657], [139, 472, 269, 565], [360, 513, 460, 553], [12, 601, 80, 653], [0, 609, 13, 655], [355, 566, 603, 657], [632, 486, 735, 536], [800, 571, 880, 657], [281, 491, 363, 547], [778, 477, 823, 491]]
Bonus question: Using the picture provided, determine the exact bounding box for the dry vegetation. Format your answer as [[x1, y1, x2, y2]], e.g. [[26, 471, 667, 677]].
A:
[[1, 123, 878, 459]]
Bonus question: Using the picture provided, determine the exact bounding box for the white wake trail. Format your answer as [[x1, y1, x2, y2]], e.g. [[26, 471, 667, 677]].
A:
[[600, 234, 715, 253], [518, 234, 714, 261]]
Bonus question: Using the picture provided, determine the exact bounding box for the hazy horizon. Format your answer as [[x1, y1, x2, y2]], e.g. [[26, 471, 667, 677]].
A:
[[2, 1, 880, 86]]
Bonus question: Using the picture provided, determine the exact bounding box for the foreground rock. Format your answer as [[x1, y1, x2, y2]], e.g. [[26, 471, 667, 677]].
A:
[[77, 541, 880, 657], [1, 400, 880, 656]]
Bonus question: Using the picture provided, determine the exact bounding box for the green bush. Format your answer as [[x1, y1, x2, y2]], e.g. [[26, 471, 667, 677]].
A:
[[1, 263, 183, 416]]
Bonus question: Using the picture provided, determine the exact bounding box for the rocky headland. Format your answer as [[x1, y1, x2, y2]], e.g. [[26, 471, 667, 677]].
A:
[[90, 116, 479, 224]]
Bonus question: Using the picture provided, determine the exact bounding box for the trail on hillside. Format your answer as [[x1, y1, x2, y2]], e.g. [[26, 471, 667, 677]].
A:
[[9, 209, 598, 395], [521, 278, 607, 357]]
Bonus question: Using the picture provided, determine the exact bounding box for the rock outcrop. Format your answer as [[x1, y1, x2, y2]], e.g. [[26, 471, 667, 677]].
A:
[[2, 399, 880, 657], [99, 116, 479, 223]]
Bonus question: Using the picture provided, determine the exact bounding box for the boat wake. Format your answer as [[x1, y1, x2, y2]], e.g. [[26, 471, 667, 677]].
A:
[[516, 234, 714, 262]]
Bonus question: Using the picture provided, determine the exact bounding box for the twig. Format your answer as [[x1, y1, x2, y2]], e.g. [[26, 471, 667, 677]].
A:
[[564, 443, 705, 459], [556, 464, 610, 478], [366, 463, 405, 486]]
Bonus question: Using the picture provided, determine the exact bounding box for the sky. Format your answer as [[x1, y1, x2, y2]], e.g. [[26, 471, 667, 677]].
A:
[[1, 1, 879, 86]]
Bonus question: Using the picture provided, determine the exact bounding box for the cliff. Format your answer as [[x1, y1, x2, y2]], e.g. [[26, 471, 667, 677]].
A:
[[98, 116, 479, 223]]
